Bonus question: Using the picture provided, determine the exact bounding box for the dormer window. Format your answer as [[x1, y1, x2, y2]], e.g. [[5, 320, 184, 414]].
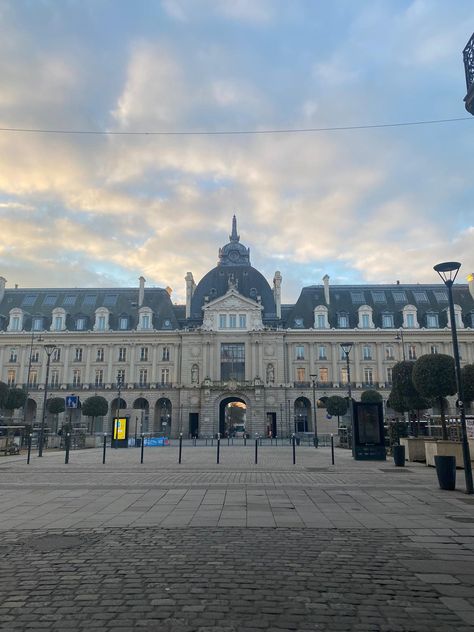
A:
[[137, 307, 153, 331], [338, 312, 349, 328], [76, 317, 86, 331], [7, 309, 24, 332], [447, 304, 464, 329], [51, 308, 67, 331], [426, 313, 439, 329], [93, 307, 110, 332], [357, 306, 374, 329], [402, 305, 419, 329], [32, 317, 43, 331], [119, 316, 128, 330], [382, 313, 394, 328], [314, 305, 329, 329]]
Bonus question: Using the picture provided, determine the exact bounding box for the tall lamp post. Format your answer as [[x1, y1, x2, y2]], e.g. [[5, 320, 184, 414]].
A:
[[309, 374, 319, 447], [395, 329, 406, 361], [340, 342, 354, 451], [114, 374, 123, 449], [23, 332, 43, 426], [38, 343, 56, 457], [434, 261, 473, 494]]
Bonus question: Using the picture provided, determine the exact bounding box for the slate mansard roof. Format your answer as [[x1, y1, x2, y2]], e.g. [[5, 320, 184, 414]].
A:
[[284, 283, 474, 329], [0, 287, 180, 332]]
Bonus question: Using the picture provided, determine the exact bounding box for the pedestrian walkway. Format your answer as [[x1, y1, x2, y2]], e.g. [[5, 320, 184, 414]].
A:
[[1, 446, 474, 630]]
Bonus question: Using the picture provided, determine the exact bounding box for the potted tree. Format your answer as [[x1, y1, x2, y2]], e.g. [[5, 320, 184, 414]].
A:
[[462, 364, 474, 453], [3, 388, 27, 419], [326, 395, 348, 430], [47, 397, 66, 447], [412, 355, 462, 480]]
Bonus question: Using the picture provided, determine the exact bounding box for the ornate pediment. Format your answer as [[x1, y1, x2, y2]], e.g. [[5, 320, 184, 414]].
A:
[[201, 288, 263, 331]]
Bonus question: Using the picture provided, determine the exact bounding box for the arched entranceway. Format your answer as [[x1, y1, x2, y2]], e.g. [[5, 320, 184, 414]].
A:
[[294, 397, 311, 433], [155, 398, 172, 436], [219, 397, 247, 437], [133, 397, 149, 434]]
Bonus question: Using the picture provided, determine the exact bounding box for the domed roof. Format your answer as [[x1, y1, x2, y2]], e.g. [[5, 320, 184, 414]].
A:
[[190, 216, 277, 322]]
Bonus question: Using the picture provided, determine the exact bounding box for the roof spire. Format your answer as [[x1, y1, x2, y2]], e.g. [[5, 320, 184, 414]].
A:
[[230, 214, 240, 242]]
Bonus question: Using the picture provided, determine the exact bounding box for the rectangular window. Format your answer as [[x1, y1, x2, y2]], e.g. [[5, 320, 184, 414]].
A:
[[382, 314, 394, 328], [7, 369, 16, 386], [392, 290, 407, 303], [31, 350, 39, 363], [433, 290, 448, 303], [427, 314, 439, 328], [52, 348, 61, 362], [239, 314, 246, 328], [318, 345, 327, 360], [118, 347, 126, 362], [363, 345, 372, 360], [361, 314, 370, 328], [117, 369, 126, 385], [350, 291, 365, 304], [11, 316, 20, 331], [139, 368, 148, 386], [162, 346, 170, 361], [29, 370, 38, 387], [406, 314, 415, 328], [76, 318, 86, 331], [413, 291, 428, 303], [319, 367, 329, 382], [220, 343, 245, 381], [455, 313, 462, 327], [74, 347, 83, 362], [119, 317, 128, 330], [338, 314, 349, 328], [341, 367, 348, 384], [295, 345, 305, 360], [430, 345, 439, 355], [63, 295, 77, 306], [160, 368, 170, 385], [96, 348, 104, 362], [97, 316, 106, 330], [32, 317, 43, 331], [408, 345, 417, 360], [140, 346, 148, 362], [54, 316, 63, 330], [386, 367, 393, 384], [296, 367, 306, 382], [219, 314, 227, 329], [43, 294, 57, 306], [95, 369, 103, 387], [364, 368, 373, 385], [9, 348, 17, 362], [385, 345, 394, 360], [82, 294, 97, 307], [72, 369, 81, 387], [371, 291, 386, 304], [103, 294, 118, 306], [22, 294, 38, 307], [50, 370, 59, 388], [317, 314, 326, 329], [141, 314, 150, 329], [229, 314, 237, 328]]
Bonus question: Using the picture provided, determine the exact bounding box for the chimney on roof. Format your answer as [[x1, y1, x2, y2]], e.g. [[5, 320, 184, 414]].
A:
[[185, 272, 195, 319], [273, 271, 282, 319], [468, 273, 474, 300], [138, 276, 145, 307], [323, 274, 330, 305], [0, 277, 6, 303], [396, 280, 400, 285]]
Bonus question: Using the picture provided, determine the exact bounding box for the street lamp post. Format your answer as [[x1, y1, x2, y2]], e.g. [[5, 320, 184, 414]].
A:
[[38, 343, 56, 457], [23, 332, 43, 426], [340, 342, 354, 452], [310, 374, 318, 447], [287, 398, 291, 439], [434, 261, 473, 495], [279, 402, 283, 439], [395, 329, 406, 361], [114, 375, 123, 449]]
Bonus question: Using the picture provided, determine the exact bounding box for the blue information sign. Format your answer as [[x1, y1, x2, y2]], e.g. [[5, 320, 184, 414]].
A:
[[66, 395, 79, 409]]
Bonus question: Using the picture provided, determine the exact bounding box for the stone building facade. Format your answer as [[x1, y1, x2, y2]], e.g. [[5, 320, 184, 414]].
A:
[[1, 217, 473, 438]]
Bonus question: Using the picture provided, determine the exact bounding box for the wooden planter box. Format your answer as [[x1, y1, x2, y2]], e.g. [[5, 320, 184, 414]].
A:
[[400, 437, 432, 463], [425, 441, 466, 468]]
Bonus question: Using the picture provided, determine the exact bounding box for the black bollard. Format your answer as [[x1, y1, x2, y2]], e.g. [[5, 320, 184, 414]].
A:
[[102, 433, 107, 464], [65, 433, 70, 465], [292, 434, 296, 465], [227, 436, 230, 446], [140, 434, 145, 463], [179, 433, 183, 464], [244, 435, 247, 447], [331, 433, 335, 465], [255, 438, 258, 464], [275, 436, 278, 447], [27, 433, 32, 465], [217, 434, 220, 464]]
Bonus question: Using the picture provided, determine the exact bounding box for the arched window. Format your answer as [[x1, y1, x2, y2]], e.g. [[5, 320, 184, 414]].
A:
[[314, 305, 329, 329], [357, 305, 374, 329], [94, 307, 110, 331], [402, 305, 419, 329]]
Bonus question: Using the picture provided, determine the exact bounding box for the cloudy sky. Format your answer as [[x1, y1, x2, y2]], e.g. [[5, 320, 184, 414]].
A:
[[0, 0, 473, 303]]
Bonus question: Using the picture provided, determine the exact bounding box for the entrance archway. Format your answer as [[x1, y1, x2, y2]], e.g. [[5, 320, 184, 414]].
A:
[[156, 398, 172, 436], [294, 397, 311, 433], [219, 397, 247, 437]]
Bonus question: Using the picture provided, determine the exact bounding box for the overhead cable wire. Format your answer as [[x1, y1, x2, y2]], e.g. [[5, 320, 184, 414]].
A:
[[0, 116, 472, 137]]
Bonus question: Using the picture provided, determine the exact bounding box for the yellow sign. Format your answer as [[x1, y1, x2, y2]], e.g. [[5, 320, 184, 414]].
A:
[[113, 417, 127, 440]]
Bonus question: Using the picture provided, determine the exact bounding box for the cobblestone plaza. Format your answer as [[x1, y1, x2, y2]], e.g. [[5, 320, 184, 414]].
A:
[[2, 445, 474, 631]]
